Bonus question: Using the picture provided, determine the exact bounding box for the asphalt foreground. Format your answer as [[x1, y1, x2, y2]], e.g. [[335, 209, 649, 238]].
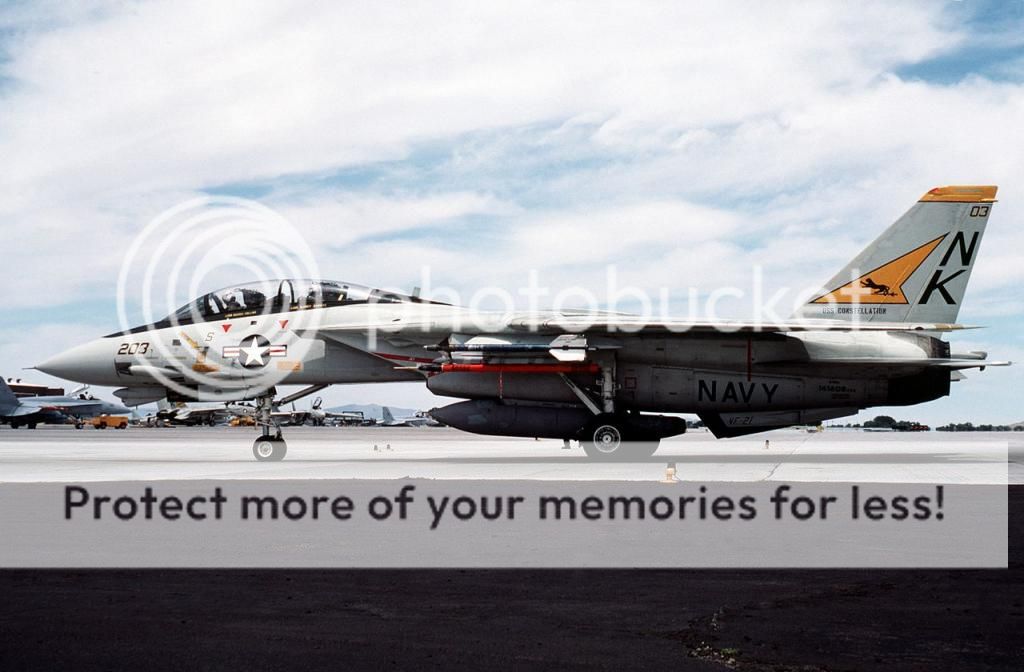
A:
[[0, 490, 1019, 670]]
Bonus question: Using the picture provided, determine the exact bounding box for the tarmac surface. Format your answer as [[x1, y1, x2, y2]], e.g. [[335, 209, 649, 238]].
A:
[[0, 426, 1019, 669], [0, 512, 1020, 671], [0, 425, 1018, 483]]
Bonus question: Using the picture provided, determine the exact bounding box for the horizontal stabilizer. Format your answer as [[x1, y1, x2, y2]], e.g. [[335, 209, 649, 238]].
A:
[[8, 405, 41, 417]]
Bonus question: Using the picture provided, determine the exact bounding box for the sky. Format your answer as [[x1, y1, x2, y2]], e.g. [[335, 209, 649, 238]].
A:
[[0, 0, 1022, 425]]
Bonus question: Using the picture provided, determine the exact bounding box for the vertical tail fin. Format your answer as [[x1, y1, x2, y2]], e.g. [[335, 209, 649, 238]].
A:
[[382, 406, 394, 423], [794, 186, 996, 324], [0, 378, 21, 410]]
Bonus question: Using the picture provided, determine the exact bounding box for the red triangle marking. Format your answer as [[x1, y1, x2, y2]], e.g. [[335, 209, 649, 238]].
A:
[[279, 319, 289, 329], [221, 324, 232, 333]]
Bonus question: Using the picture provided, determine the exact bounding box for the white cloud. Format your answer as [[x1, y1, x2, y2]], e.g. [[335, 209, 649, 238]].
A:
[[0, 1, 957, 205], [1, 0, 1022, 424], [274, 191, 517, 249]]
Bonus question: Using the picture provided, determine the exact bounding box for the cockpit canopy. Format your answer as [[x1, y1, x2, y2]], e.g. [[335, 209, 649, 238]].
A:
[[105, 279, 439, 336], [167, 280, 420, 324]]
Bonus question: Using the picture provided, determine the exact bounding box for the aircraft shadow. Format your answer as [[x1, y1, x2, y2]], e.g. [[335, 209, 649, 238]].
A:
[[294, 451, 997, 466]]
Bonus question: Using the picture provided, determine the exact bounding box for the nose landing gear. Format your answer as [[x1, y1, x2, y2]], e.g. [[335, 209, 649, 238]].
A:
[[252, 390, 286, 462], [248, 383, 328, 461]]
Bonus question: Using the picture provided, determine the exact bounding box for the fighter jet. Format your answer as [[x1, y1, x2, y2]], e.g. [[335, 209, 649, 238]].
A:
[[153, 399, 254, 426], [37, 186, 1008, 460], [314, 405, 376, 426], [271, 401, 318, 427], [0, 378, 129, 429], [301, 398, 371, 426], [381, 406, 437, 427]]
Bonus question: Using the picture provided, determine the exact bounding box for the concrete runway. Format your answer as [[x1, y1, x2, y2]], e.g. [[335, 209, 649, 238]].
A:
[[0, 424, 1017, 483]]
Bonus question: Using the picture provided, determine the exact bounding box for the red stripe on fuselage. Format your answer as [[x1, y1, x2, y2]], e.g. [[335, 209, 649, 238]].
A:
[[440, 363, 600, 374]]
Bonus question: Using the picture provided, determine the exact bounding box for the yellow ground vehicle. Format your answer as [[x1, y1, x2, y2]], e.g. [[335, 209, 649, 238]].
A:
[[78, 414, 129, 430], [229, 415, 256, 427]]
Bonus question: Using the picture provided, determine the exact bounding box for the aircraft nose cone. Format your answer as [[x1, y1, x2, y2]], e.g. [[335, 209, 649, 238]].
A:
[[35, 352, 71, 378], [37, 339, 116, 385]]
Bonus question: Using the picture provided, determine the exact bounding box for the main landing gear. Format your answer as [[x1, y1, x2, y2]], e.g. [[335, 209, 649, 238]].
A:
[[560, 363, 664, 461]]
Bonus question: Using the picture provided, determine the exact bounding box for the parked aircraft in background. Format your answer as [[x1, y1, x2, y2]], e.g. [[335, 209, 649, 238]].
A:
[[304, 399, 372, 426], [138, 397, 372, 428], [0, 378, 129, 429], [271, 400, 318, 426], [381, 406, 438, 427], [36, 186, 1008, 461], [152, 399, 259, 426], [321, 409, 372, 426], [4, 378, 66, 398], [156, 399, 225, 426]]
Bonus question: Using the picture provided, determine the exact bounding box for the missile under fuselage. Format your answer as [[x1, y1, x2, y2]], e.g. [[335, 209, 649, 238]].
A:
[[429, 399, 687, 441]]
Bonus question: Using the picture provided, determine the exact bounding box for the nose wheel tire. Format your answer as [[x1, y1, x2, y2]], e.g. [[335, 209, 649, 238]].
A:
[[253, 437, 287, 462]]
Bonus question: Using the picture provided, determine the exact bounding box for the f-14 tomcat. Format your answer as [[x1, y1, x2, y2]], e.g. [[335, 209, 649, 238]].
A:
[[37, 186, 1008, 461]]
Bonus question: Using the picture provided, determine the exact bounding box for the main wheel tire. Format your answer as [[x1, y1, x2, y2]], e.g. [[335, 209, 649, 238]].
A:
[[580, 416, 627, 460], [253, 437, 287, 462], [585, 421, 624, 456], [27, 423, 37, 430], [580, 415, 661, 461]]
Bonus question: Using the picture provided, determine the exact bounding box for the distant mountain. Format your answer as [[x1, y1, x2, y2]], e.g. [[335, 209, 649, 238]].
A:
[[325, 403, 417, 420]]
